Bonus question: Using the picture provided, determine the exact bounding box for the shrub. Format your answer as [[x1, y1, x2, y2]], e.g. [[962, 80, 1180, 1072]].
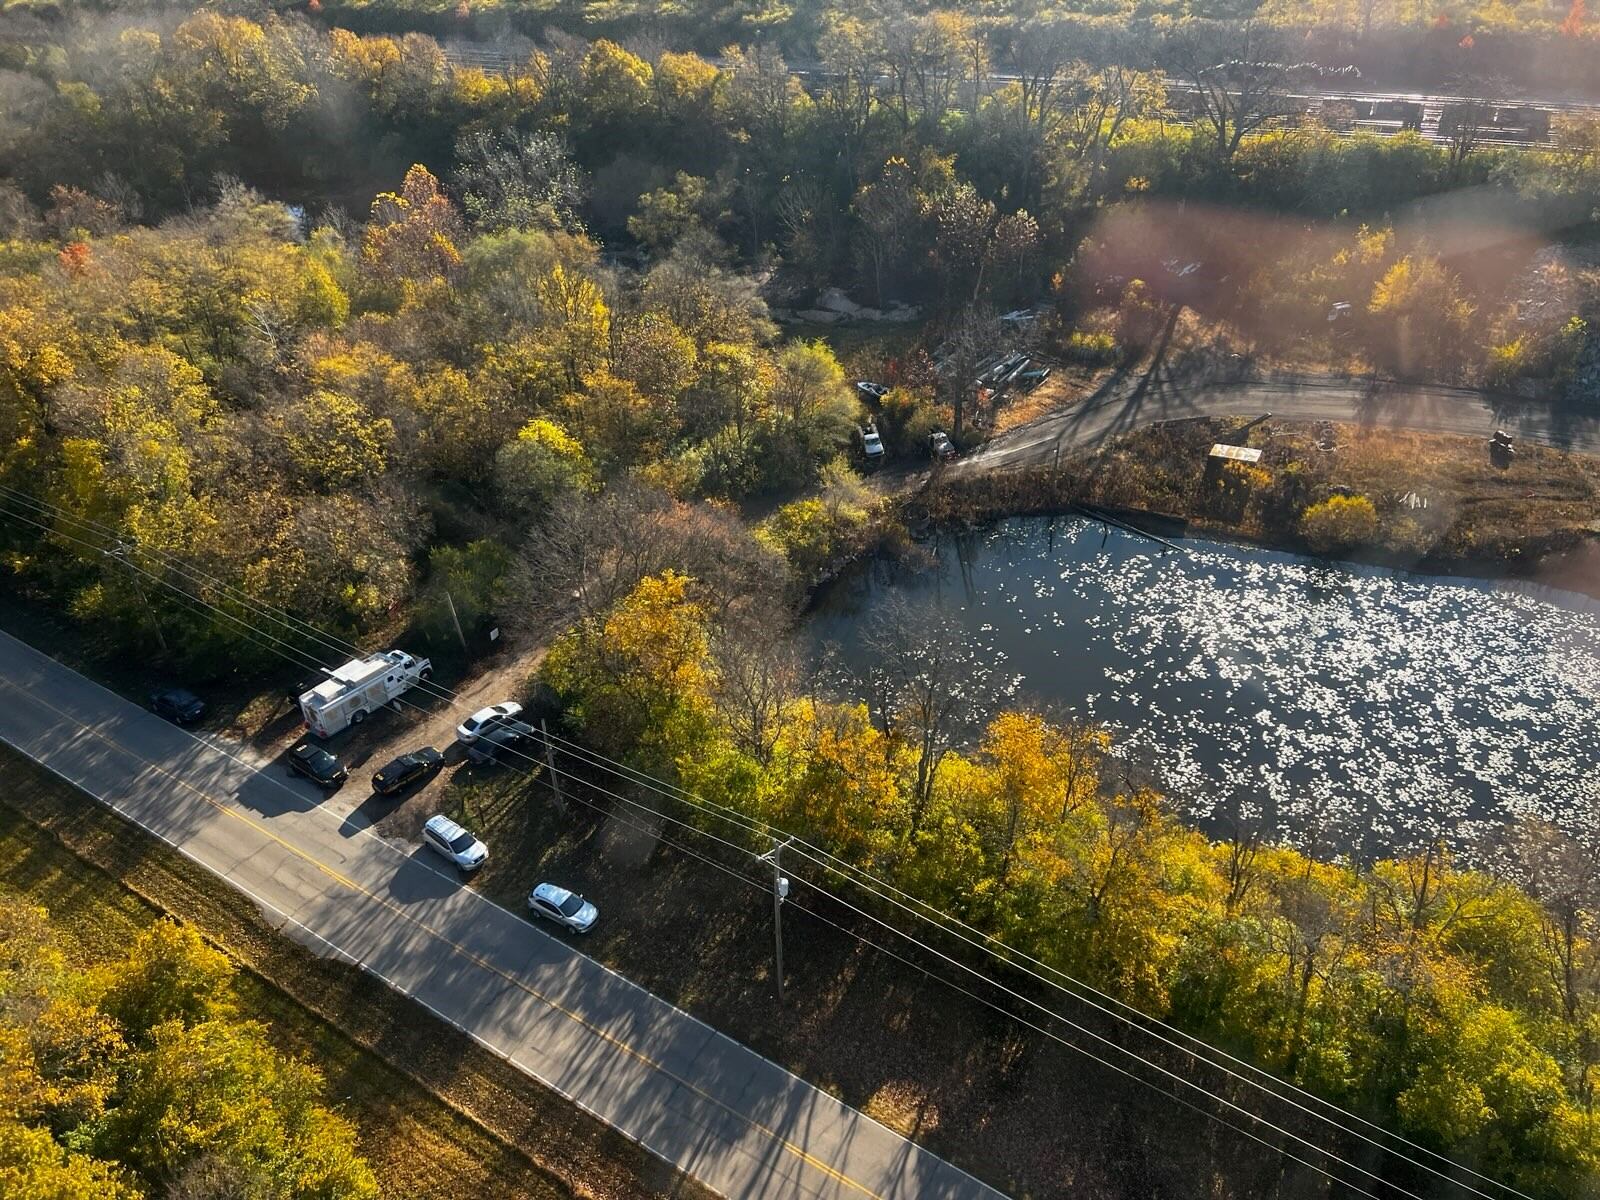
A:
[[756, 472, 872, 583], [1063, 329, 1118, 366], [1300, 494, 1379, 553], [1485, 337, 1532, 390]]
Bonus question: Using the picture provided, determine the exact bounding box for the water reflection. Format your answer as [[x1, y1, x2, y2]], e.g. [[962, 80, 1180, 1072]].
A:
[[809, 517, 1600, 860]]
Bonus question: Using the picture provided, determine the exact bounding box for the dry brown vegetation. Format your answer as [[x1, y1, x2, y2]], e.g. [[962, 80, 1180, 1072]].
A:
[[920, 417, 1600, 580]]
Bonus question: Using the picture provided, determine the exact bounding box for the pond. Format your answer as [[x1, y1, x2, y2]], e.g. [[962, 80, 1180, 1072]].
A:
[[809, 516, 1600, 859]]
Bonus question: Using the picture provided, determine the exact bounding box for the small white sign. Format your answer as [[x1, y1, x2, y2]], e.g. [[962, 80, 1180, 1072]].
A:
[[488, 627, 500, 641]]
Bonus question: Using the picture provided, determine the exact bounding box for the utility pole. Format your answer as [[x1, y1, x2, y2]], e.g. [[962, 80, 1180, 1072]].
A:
[[444, 590, 468, 653], [540, 718, 565, 812], [757, 836, 793, 1004], [106, 543, 166, 655]]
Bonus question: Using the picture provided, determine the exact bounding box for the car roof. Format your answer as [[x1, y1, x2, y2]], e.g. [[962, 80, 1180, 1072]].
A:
[[532, 882, 574, 905], [424, 813, 470, 841]]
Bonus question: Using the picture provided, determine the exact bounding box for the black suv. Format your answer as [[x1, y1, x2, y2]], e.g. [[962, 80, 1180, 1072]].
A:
[[371, 747, 444, 796], [287, 742, 348, 789], [150, 687, 205, 724]]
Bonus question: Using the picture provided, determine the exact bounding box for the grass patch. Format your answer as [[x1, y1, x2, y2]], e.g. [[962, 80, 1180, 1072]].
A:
[[0, 750, 707, 1200]]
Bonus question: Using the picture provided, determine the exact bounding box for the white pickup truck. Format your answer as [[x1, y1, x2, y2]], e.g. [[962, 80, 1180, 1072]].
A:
[[298, 650, 432, 738]]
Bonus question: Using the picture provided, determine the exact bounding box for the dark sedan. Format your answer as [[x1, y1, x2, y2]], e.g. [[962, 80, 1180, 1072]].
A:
[[371, 747, 444, 796], [150, 687, 205, 724], [287, 741, 347, 789]]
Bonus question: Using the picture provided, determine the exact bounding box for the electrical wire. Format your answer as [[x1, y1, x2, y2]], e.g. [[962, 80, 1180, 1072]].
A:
[[781, 883, 1402, 1200], [0, 491, 1521, 1198]]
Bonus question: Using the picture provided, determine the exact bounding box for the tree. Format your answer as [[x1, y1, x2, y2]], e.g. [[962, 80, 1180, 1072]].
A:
[[543, 570, 716, 764], [1059, 65, 1167, 183], [627, 172, 719, 250], [274, 389, 393, 492], [95, 921, 234, 1044], [454, 130, 584, 233], [363, 165, 464, 285], [99, 1018, 377, 1199], [493, 418, 595, 517], [418, 539, 511, 646], [1173, 24, 1297, 165], [853, 157, 923, 307], [609, 312, 698, 403], [0, 1121, 140, 1199], [857, 596, 993, 835], [535, 263, 610, 388], [1367, 254, 1475, 377], [767, 340, 855, 468]]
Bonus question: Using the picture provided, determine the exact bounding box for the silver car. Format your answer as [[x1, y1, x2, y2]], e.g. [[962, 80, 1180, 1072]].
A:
[[422, 813, 488, 872], [456, 701, 523, 744], [527, 882, 598, 933]]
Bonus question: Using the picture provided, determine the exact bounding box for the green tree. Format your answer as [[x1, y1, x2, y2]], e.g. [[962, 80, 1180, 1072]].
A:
[[493, 419, 595, 518], [98, 1018, 377, 1199], [418, 539, 511, 648]]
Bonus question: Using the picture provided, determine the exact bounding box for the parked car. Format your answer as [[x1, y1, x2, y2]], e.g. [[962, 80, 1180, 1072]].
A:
[[527, 882, 598, 933], [422, 814, 488, 872], [463, 719, 536, 765], [858, 421, 885, 464], [855, 380, 889, 400], [456, 701, 524, 744], [287, 741, 348, 789], [150, 687, 205, 724], [929, 430, 957, 462], [371, 747, 444, 795]]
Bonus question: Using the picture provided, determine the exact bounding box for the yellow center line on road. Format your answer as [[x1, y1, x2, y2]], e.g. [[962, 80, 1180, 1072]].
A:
[[0, 674, 889, 1200]]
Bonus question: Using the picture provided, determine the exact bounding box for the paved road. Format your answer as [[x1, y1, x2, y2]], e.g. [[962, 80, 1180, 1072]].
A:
[[0, 629, 1004, 1200], [960, 372, 1600, 474]]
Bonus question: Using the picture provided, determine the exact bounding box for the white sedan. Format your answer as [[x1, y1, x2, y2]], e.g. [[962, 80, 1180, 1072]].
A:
[[456, 701, 523, 744], [527, 882, 598, 933]]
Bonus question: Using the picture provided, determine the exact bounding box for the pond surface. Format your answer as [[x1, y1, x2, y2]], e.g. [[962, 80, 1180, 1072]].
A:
[[809, 516, 1600, 858]]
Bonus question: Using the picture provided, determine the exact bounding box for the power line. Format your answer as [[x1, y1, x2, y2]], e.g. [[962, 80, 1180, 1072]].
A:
[[0, 494, 774, 871], [774, 872, 1431, 1200], [781, 885, 1401, 1200], [0, 492, 1519, 1197], [488, 706, 1530, 1200]]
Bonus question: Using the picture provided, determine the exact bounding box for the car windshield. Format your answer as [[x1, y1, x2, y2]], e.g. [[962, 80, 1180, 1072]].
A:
[[557, 894, 585, 916], [447, 830, 478, 853]]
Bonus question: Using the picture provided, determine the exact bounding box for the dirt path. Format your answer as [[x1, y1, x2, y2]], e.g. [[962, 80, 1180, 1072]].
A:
[[223, 637, 551, 843]]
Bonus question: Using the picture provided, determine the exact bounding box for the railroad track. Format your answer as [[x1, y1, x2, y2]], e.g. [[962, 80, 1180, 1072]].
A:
[[440, 40, 1591, 150]]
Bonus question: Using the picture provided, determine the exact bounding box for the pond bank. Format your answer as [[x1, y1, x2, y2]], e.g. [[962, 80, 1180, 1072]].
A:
[[904, 417, 1600, 601]]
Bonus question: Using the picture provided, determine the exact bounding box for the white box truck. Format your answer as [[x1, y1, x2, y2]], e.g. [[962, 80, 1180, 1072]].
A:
[[298, 650, 432, 738]]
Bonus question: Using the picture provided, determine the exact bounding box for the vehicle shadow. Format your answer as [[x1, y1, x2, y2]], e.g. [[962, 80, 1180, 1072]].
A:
[[338, 789, 394, 839], [386, 847, 471, 903]]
